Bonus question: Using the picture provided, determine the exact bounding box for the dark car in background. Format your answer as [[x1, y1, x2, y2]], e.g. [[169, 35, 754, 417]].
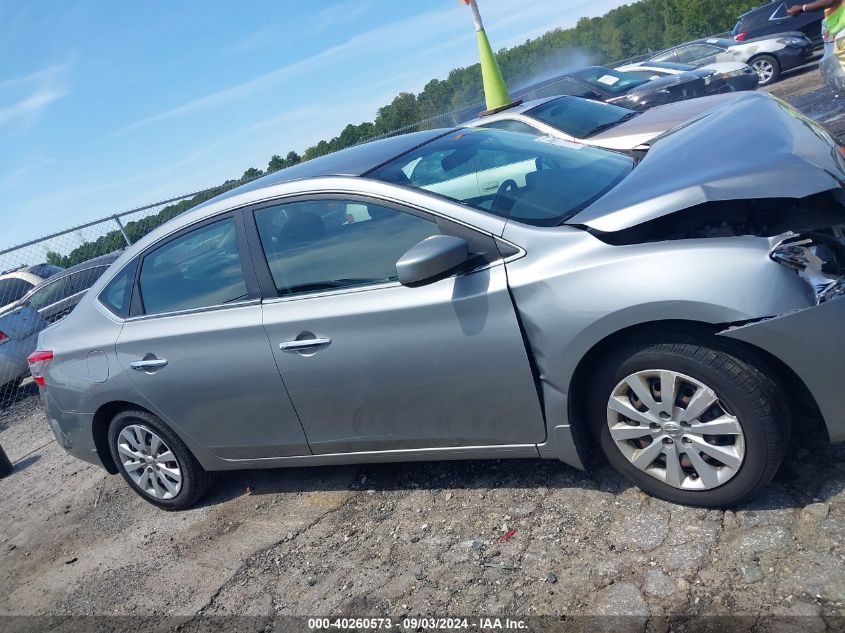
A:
[[617, 61, 760, 93], [549, 65, 746, 111], [0, 252, 120, 401], [732, 1, 824, 47]]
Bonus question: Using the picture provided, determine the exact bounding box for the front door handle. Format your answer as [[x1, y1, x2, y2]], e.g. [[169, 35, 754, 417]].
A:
[[279, 337, 331, 353], [130, 358, 168, 370]]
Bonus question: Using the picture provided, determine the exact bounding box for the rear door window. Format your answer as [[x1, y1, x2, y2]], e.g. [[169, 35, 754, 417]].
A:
[[0, 278, 34, 306], [769, 3, 789, 21], [27, 276, 73, 310], [674, 44, 723, 63], [651, 47, 680, 63], [138, 218, 248, 315]]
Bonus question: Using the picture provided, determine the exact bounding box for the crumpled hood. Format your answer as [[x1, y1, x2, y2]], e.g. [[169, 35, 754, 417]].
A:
[[591, 93, 745, 149], [567, 92, 845, 232]]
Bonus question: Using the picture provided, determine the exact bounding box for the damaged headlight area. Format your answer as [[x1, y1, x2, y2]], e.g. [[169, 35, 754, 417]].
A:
[[770, 233, 845, 302]]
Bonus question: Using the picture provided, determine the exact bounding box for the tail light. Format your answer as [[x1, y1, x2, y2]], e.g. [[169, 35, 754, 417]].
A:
[[0, 331, 8, 345], [735, 32, 748, 42], [27, 350, 53, 388]]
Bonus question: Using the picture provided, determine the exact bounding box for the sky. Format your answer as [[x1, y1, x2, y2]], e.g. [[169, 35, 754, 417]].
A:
[[0, 0, 631, 249]]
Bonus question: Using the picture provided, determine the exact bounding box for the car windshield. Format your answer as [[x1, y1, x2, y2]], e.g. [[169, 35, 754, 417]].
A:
[[570, 67, 649, 95], [368, 128, 632, 227], [526, 97, 638, 139]]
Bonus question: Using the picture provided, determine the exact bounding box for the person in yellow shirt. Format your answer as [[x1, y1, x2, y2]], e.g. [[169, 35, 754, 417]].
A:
[[788, 1, 845, 91]]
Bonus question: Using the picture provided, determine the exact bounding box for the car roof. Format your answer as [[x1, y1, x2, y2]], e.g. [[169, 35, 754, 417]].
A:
[[25, 252, 121, 290], [12, 252, 122, 308], [207, 128, 456, 206], [60, 251, 122, 275], [695, 37, 734, 48], [0, 270, 43, 283]]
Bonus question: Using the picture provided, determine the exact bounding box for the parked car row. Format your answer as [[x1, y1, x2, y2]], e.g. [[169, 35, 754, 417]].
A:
[[625, 32, 815, 87]]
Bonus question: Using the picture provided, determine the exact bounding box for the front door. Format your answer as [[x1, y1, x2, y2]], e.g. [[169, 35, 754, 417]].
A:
[[115, 214, 309, 460], [251, 198, 545, 454]]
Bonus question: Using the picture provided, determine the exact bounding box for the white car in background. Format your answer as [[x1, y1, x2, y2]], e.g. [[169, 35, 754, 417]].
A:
[[464, 92, 746, 152]]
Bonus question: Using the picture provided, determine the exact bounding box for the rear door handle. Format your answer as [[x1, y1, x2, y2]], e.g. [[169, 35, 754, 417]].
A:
[[279, 337, 331, 353], [130, 358, 168, 370]]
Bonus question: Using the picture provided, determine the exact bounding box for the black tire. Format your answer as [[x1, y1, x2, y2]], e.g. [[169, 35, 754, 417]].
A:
[[588, 333, 790, 507], [108, 409, 210, 510], [751, 54, 781, 86]]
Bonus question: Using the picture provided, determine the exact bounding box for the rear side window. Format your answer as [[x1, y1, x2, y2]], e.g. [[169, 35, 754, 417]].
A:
[[0, 278, 34, 306], [27, 276, 73, 310], [100, 261, 137, 318], [139, 218, 248, 315]]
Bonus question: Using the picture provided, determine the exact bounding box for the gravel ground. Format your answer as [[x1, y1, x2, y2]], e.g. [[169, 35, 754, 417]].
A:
[[1, 64, 844, 633]]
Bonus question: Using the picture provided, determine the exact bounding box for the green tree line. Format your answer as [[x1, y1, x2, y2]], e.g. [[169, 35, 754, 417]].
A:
[[48, 0, 758, 268]]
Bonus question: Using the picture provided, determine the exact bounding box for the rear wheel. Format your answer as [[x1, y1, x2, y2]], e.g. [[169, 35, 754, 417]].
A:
[[751, 55, 780, 86], [589, 335, 790, 507], [108, 409, 210, 510]]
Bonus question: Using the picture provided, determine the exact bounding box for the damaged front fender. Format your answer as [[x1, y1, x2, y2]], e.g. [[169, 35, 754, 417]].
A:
[[720, 296, 845, 443], [566, 92, 845, 233]]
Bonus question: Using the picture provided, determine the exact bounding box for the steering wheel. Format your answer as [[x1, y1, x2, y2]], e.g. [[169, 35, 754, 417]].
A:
[[491, 179, 519, 214]]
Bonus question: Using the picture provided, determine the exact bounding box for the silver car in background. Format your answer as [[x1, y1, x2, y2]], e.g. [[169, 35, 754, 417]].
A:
[[0, 253, 119, 400], [632, 33, 815, 85], [31, 92, 845, 510]]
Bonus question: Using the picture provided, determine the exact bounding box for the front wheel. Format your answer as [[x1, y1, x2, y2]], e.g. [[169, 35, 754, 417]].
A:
[[751, 55, 780, 86], [589, 336, 790, 507], [108, 409, 210, 510]]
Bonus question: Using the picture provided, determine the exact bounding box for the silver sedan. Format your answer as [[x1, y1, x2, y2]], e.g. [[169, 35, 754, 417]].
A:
[[32, 91, 845, 510]]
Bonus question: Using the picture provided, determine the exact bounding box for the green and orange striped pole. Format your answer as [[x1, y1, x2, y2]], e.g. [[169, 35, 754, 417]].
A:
[[463, 0, 518, 114]]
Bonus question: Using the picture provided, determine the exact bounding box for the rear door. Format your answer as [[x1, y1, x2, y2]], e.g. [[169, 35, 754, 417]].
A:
[[250, 196, 545, 454], [114, 213, 310, 460]]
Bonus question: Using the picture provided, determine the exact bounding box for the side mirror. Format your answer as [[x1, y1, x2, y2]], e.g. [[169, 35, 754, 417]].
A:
[[396, 235, 469, 287]]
